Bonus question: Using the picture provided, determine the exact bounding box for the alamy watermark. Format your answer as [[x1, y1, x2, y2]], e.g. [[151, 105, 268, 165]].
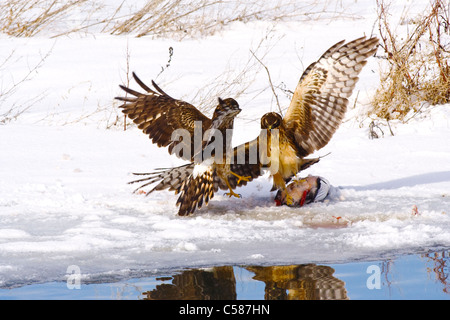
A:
[[366, 265, 381, 290], [66, 265, 81, 290], [171, 121, 280, 173]]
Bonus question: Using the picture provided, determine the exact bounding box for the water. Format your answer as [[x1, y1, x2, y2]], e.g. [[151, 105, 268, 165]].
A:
[[0, 251, 448, 300]]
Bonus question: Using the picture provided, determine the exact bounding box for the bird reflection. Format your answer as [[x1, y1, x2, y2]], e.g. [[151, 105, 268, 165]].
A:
[[143, 266, 236, 300], [247, 265, 348, 300], [142, 264, 347, 300]]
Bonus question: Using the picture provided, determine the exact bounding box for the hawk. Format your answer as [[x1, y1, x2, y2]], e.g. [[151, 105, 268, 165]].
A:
[[260, 36, 379, 204], [116, 75, 260, 215]]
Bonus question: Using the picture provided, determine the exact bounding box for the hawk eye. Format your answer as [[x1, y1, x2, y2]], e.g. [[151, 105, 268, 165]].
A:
[[275, 118, 281, 126]]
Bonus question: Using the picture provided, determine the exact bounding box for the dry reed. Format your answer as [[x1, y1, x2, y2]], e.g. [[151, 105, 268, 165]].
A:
[[369, 0, 449, 123]]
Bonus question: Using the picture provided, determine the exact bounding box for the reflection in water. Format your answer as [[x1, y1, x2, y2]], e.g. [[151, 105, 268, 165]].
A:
[[143, 266, 236, 300], [248, 265, 347, 300], [0, 252, 448, 299], [142, 264, 347, 300], [424, 251, 450, 294]]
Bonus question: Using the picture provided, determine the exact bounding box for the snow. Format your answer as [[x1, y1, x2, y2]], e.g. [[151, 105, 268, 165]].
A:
[[1, 0, 449, 289]]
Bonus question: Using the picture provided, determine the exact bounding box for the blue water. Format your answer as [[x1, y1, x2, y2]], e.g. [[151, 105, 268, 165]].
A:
[[0, 251, 448, 300]]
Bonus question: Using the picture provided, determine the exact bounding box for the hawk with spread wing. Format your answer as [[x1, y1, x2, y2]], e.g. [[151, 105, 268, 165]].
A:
[[116, 74, 260, 215], [260, 36, 379, 204]]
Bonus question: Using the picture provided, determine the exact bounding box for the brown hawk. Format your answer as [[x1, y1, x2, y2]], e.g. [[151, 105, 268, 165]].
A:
[[259, 36, 379, 204], [116, 75, 260, 215]]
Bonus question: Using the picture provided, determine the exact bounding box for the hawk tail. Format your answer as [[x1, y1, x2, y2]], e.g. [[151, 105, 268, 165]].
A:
[[128, 163, 194, 195], [128, 163, 216, 216]]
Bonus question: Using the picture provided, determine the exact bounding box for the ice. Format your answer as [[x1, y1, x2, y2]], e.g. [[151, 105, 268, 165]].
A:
[[1, 0, 449, 289]]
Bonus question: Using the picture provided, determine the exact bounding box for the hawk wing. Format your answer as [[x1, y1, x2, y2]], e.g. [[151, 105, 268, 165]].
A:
[[283, 36, 379, 157], [115, 72, 212, 161]]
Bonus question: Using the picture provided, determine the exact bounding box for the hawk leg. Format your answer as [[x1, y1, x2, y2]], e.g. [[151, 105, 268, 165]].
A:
[[229, 171, 251, 184], [224, 178, 242, 198], [273, 172, 294, 206], [283, 188, 294, 206]]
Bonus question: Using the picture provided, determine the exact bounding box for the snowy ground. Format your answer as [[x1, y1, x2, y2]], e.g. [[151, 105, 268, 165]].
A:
[[0, 0, 449, 290]]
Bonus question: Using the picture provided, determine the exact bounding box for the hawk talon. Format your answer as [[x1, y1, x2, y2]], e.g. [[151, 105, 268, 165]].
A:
[[224, 191, 242, 198], [285, 193, 294, 206], [223, 177, 243, 199]]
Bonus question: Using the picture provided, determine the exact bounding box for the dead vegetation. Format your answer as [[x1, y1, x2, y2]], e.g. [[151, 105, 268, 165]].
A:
[[369, 0, 450, 123], [1, 0, 352, 39], [0, 0, 89, 37], [107, 0, 352, 39], [0, 47, 52, 124]]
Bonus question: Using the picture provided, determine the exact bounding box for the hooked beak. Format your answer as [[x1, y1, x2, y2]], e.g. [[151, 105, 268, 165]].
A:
[[232, 108, 241, 116]]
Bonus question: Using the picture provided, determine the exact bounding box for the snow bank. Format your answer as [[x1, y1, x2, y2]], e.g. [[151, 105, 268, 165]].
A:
[[1, 0, 449, 288]]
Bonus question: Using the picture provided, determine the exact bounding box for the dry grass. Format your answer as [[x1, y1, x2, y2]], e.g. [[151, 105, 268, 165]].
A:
[[0, 0, 89, 37], [108, 0, 352, 39], [369, 0, 449, 123], [1, 0, 353, 39]]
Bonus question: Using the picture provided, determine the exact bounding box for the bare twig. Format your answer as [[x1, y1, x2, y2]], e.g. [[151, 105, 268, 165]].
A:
[[156, 47, 174, 80], [250, 49, 283, 116], [188, 31, 277, 115], [124, 40, 131, 131], [1, 45, 53, 123]]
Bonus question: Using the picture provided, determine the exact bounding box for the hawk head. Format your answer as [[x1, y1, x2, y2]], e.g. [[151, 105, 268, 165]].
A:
[[261, 112, 282, 130], [213, 98, 241, 120]]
